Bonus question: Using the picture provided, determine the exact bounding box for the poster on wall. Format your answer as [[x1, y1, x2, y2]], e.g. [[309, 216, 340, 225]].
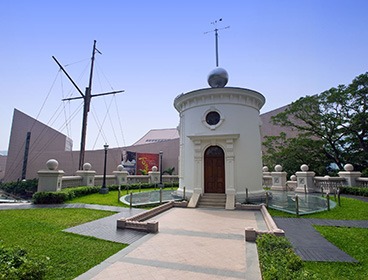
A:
[[121, 151, 137, 175], [121, 151, 159, 175], [136, 153, 159, 175]]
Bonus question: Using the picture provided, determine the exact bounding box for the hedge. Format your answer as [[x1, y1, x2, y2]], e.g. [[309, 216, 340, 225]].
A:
[[339, 186, 368, 197], [0, 179, 38, 198], [33, 182, 179, 204], [256, 234, 316, 280]]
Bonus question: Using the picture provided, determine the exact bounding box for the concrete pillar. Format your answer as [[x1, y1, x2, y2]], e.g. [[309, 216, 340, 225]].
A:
[[75, 163, 96, 186], [148, 166, 160, 184], [271, 165, 287, 191], [113, 164, 129, 185], [338, 164, 362, 187], [262, 166, 272, 187], [37, 159, 64, 192], [295, 164, 316, 193]]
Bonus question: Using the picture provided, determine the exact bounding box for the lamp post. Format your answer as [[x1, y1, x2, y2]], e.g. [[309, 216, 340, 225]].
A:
[[159, 151, 163, 187], [100, 144, 109, 194]]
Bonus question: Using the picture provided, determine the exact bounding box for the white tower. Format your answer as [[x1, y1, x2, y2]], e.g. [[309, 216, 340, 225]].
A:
[[174, 68, 266, 208]]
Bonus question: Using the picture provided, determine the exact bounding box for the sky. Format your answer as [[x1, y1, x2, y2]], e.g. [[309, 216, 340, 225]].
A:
[[1, 0, 367, 152]]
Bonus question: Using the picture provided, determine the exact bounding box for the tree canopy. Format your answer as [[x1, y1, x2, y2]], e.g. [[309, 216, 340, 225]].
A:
[[263, 72, 368, 176]]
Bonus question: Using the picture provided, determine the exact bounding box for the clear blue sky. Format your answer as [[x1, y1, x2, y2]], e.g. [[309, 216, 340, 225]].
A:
[[1, 0, 367, 152]]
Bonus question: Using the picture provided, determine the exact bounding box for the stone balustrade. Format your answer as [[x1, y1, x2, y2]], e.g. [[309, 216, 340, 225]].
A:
[[262, 163, 365, 193], [356, 177, 368, 187], [37, 160, 178, 192]]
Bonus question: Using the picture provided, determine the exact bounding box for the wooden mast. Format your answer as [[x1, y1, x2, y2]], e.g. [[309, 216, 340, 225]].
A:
[[52, 40, 124, 170]]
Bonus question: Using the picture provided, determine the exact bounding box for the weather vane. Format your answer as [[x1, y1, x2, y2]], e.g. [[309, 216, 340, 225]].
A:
[[204, 18, 230, 67]]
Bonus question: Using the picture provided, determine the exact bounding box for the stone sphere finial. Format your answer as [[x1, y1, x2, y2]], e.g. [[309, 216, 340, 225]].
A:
[[262, 166, 269, 172], [117, 164, 125, 171], [274, 165, 282, 172], [344, 163, 354, 171], [83, 163, 92, 171], [46, 159, 59, 170], [152, 166, 158, 172], [290, 175, 297, 181], [301, 164, 309, 172]]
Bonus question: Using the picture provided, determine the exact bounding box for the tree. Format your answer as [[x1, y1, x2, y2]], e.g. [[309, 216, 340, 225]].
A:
[[263, 133, 332, 177], [263, 72, 368, 175]]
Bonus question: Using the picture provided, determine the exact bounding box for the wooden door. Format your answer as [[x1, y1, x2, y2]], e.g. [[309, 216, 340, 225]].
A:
[[204, 146, 225, 193]]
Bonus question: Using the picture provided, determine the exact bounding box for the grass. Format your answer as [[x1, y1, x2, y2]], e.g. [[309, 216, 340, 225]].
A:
[[267, 196, 368, 220], [0, 208, 126, 280], [304, 226, 368, 280], [69, 187, 178, 207]]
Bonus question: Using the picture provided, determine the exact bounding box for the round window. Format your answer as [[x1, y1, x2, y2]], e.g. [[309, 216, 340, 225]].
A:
[[205, 111, 220, 126]]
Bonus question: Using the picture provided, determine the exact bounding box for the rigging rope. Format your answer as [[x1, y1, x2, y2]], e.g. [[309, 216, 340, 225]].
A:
[[95, 62, 127, 149]]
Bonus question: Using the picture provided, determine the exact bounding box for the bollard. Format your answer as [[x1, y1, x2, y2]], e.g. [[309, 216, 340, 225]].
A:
[[337, 189, 341, 206], [118, 186, 121, 203], [159, 187, 163, 204], [183, 187, 186, 200], [129, 192, 133, 208], [295, 195, 299, 216], [245, 188, 249, 204], [327, 193, 330, 211], [265, 192, 269, 208]]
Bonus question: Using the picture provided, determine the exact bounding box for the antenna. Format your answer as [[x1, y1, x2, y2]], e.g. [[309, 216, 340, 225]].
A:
[[204, 18, 230, 67]]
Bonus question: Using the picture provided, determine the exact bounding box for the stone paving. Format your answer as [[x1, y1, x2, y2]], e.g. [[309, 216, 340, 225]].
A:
[[64, 207, 147, 245], [75, 208, 267, 280]]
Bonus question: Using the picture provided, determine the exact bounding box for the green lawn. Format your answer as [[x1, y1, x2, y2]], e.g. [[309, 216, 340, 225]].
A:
[[69, 187, 178, 207], [305, 226, 368, 280], [0, 208, 126, 280]]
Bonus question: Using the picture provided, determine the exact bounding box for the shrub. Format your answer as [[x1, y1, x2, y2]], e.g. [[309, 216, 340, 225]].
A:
[[32, 183, 179, 204], [33, 186, 102, 204], [0, 179, 38, 198], [256, 234, 315, 280], [339, 186, 368, 197], [0, 243, 49, 280], [33, 192, 69, 204]]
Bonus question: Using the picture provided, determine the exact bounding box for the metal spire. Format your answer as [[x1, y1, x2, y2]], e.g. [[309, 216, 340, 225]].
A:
[[204, 18, 230, 67]]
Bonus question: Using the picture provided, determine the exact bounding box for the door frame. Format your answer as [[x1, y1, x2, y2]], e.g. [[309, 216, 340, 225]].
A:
[[204, 145, 225, 193]]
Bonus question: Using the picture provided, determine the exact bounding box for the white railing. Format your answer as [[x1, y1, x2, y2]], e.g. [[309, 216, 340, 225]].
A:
[[314, 176, 346, 193], [356, 177, 368, 187]]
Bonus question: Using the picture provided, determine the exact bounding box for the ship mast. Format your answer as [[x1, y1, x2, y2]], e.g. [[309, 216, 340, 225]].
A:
[[53, 40, 124, 170]]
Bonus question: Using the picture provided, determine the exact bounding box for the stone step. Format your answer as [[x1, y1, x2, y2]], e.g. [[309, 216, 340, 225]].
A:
[[197, 193, 226, 208]]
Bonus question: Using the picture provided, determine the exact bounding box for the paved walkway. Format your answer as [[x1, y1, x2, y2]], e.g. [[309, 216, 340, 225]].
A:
[[274, 218, 368, 262], [75, 208, 267, 280]]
